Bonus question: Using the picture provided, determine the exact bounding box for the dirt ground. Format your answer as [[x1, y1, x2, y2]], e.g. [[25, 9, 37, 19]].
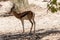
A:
[[0, 0, 60, 40], [0, 5, 60, 40]]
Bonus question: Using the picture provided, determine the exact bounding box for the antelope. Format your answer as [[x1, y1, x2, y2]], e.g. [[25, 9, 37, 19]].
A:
[[10, 4, 35, 33]]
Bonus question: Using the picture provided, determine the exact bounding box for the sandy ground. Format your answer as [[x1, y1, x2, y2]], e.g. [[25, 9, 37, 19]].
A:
[[0, 8, 59, 34], [0, 0, 60, 40], [41, 33, 60, 40]]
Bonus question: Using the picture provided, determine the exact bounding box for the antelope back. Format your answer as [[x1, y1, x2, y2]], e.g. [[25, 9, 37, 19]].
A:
[[21, 11, 34, 20]]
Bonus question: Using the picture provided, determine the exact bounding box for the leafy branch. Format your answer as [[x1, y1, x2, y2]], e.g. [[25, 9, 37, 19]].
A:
[[47, 0, 60, 13]]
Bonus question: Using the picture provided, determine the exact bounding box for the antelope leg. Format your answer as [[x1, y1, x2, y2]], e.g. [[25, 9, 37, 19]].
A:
[[29, 19, 33, 33], [21, 20, 24, 33]]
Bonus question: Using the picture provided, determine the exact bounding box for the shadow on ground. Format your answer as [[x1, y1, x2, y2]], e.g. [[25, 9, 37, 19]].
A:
[[0, 29, 60, 40]]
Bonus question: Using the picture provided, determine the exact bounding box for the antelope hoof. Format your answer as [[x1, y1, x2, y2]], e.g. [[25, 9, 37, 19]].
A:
[[22, 31, 25, 34], [29, 31, 32, 34], [34, 30, 35, 33], [29, 32, 32, 35]]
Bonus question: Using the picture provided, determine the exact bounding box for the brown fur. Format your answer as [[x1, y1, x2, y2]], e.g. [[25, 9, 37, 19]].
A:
[[10, 4, 35, 33]]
